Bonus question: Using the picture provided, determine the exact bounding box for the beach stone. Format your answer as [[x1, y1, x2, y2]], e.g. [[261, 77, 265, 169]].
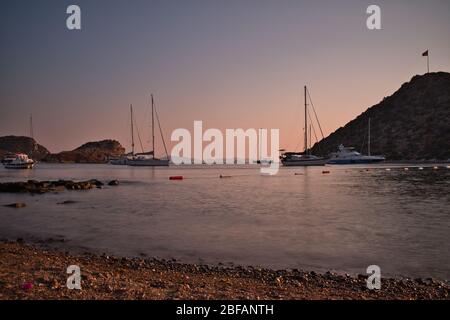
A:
[[4, 202, 26, 208], [88, 179, 104, 187]]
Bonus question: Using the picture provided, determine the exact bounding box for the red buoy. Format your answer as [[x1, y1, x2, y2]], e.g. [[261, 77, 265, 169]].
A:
[[169, 176, 184, 180], [22, 282, 33, 290]]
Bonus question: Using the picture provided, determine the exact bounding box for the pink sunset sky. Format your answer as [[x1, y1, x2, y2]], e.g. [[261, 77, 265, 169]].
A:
[[1, 0, 449, 155]]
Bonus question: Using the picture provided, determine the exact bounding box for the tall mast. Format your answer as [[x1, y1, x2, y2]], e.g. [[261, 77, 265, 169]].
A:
[[368, 117, 371, 156], [29, 114, 34, 140], [130, 104, 135, 156], [151, 94, 155, 159], [304, 86, 308, 154]]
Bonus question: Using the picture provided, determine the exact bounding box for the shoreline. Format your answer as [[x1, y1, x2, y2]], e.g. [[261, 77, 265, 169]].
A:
[[0, 240, 448, 300]]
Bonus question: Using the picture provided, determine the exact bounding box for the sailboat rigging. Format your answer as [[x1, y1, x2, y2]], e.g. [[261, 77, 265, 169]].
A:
[[281, 86, 328, 166], [127, 94, 170, 167]]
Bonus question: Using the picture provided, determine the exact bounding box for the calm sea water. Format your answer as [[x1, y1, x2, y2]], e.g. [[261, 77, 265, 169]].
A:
[[0, 163, 449, 280]]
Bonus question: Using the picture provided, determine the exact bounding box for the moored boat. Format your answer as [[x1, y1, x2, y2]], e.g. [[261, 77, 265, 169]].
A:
[[3, 153, 35, 169], [109, 155, 132, 165], [281, 86, 328, 167], [1, 153, 17, 164], [281, 153, 328, 166], [127, 155, 169, 166], [126, 94, 170, 167], [328, 118, 385, 164], [328, 145, 385, 164]]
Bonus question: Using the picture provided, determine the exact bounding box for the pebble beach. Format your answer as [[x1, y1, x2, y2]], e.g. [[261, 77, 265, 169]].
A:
[[0, 241, 448, 300]]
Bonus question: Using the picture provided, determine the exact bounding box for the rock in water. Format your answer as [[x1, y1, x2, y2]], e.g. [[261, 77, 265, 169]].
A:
[[88, 179, 104, 187], [4, 203, 26, 208], [57, 200, 77, 205], [0, 180, 101, 194], [108, 180, 119, 186]]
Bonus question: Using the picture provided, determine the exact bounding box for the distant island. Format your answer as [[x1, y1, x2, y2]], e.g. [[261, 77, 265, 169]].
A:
[[0, 136, 124, 164], [312, 72, 450, 160]]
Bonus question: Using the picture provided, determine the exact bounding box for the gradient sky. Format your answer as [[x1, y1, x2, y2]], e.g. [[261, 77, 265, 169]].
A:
[[1, 0, 449, 155]]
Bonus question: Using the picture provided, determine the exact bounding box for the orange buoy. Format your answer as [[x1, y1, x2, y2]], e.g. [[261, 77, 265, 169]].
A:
[[169, 176, 184, 180]]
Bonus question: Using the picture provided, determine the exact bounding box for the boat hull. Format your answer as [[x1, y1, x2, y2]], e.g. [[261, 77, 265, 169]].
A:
[[109, 159, 128, 165], [4, 162, 35, 169], [127, 159, 169, 167], [282, 158, 328, 166], [328, 158, 385, 164]]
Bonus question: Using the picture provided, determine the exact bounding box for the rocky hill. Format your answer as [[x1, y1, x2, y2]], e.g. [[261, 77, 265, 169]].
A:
[[0, 136, 50, 160], [311, 72, 450, 160], [44, 140, 125, 163]]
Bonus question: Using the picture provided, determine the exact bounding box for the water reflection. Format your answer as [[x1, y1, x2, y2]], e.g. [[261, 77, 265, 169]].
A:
[[0, 163, 449, 279]]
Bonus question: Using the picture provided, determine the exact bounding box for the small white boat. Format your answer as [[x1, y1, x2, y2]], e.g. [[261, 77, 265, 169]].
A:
[[328, 145, 385, 164], [3, 153, 35, 169]]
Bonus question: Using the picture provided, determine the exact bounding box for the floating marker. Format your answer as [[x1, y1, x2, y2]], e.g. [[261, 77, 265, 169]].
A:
[[322, 170, 330, 174], [169, 176, 183, 180], [22, 282, 33, 290]]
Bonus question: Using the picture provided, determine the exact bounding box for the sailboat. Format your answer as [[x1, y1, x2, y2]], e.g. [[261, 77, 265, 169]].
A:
[[281, 86, 328, 166], [127, 94, 170, 167], [328, 118, 385, 164]]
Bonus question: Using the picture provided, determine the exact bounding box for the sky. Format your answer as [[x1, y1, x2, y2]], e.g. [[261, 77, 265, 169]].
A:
[[1, 0, 449, 155]]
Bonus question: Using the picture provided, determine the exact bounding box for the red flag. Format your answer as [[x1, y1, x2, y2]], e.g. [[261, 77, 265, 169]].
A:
[[422, 50, 429, 56]]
